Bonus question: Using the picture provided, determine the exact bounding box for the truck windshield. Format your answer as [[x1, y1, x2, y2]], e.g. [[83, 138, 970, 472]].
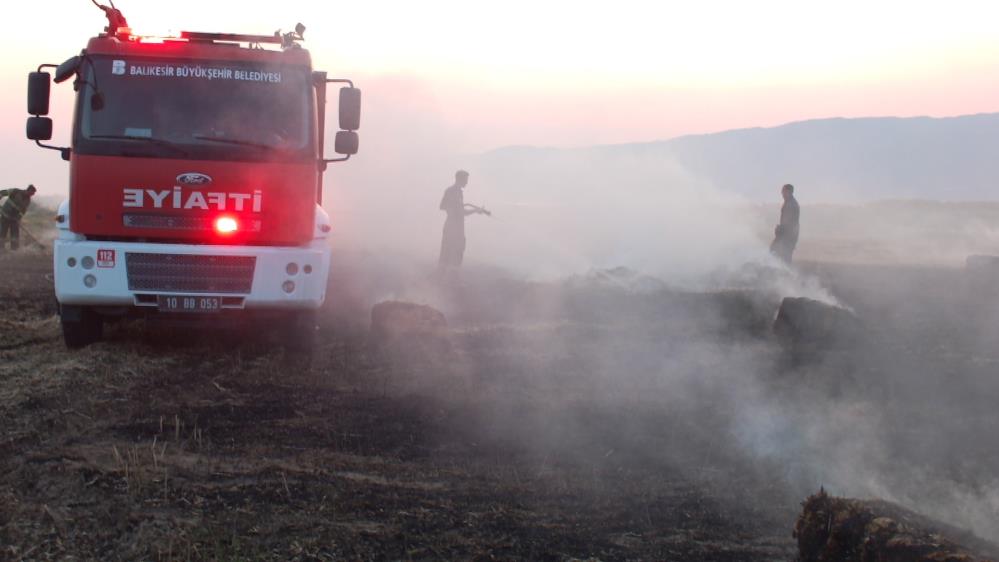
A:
[[78, 55, 313, 160]]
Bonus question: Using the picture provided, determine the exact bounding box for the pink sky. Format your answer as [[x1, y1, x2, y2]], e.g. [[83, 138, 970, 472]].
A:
[[1, 0, 998, 194]]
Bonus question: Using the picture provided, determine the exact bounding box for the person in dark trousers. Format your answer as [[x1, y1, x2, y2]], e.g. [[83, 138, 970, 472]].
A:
[[0, 184, 37, 252], [770, 183, 799, 264], [438, 170, 486, 269]]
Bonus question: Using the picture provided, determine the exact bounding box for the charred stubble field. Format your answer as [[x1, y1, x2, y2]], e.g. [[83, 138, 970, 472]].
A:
[[2, 251, 999, 560]]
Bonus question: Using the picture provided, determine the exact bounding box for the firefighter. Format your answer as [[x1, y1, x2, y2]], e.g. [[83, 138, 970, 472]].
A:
[[438, 170, 485, 269], [0, 184, 37, 252], [770, 183, 800, 264]]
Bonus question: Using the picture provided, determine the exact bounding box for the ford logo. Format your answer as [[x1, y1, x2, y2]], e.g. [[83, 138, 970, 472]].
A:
[[176, 172, 213, 186]]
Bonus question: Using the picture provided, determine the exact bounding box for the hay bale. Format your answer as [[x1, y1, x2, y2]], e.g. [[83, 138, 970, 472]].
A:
[[794, 490, 999, 562], [567, 266, 668, 293], [966, 255, 999, 273], [967, 255, 999, 296], [773, 297, 860, 348], [370, 301, 447, 343]]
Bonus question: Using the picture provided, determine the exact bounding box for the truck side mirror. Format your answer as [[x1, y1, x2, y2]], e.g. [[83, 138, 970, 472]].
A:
[[334, 131, 359, 155], [27, 72, 51, 116], [27, 62, 71, 159], [338, 87, 361, 131], [54, 56, 82, 84], [317, 78, 361, 163], [26, 117, 53, 141]]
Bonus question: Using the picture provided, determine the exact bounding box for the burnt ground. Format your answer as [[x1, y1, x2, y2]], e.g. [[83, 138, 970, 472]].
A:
[[2, 251, 999, 560]]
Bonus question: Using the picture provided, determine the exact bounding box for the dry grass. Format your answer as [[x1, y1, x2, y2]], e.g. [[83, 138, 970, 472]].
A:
[[3, 252, 998, 559]]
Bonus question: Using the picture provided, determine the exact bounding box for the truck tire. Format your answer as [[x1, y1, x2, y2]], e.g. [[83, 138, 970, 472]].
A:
[[61, 305, 104, 348], [282, 310, 317, 352]]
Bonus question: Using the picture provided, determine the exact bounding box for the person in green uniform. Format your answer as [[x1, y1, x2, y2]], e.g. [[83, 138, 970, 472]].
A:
[[0, 185, 37, 252]]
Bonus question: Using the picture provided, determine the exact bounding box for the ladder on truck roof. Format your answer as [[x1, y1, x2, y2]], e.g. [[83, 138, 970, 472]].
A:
[[180, 31, 284, 44], [180, 25, 304, 49]]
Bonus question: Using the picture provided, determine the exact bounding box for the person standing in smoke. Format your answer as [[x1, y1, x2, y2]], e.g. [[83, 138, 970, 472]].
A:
[[438, 170, 487, 270], [770, 183, 800, 264], [0, 184, 37, 252]]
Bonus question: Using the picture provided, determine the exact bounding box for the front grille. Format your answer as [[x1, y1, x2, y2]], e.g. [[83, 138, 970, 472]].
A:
[[126, 253, 255, 294], [123, 214, 262, 232]]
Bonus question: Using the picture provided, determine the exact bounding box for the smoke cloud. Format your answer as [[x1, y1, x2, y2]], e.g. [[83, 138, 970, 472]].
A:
[[325, 94, 999, 545]]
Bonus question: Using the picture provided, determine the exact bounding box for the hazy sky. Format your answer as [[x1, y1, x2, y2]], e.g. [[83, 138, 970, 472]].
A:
[[2, 0, 998, 193]]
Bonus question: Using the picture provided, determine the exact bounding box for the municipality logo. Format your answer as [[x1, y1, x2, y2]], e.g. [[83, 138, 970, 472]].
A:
[[112, 60, 126, 75]]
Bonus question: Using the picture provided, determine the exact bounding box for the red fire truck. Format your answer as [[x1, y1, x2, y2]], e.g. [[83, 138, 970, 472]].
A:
[[26, 3, 360, 347]]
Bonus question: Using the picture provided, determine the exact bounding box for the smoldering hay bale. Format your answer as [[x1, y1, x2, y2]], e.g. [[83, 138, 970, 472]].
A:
[[773, 297, 861, 347], [370, 301, 452, 369], [565, 266, 669, 293], [370, 300, 448, 343], [966, 255, 999, 272], [794, 489, 999, 562], [966, 255, 999, 295]]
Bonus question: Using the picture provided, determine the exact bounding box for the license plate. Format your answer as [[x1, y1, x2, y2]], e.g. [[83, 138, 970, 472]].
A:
[[157, 295, 221, 313]]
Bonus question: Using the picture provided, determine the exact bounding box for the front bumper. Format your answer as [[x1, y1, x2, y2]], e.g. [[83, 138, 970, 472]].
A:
[[54, 240, 330, 310]]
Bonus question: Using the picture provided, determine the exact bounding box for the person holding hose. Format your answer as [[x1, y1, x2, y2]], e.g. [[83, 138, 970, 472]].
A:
[[439, 170, 488, 270], [0, 184, 37, 252]]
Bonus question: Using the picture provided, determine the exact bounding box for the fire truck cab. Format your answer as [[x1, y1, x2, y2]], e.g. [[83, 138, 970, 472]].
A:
[[26, 10, 360, 348]]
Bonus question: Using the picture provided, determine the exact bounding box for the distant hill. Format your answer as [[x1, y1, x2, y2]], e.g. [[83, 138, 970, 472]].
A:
[[475, 113, 999, 202]]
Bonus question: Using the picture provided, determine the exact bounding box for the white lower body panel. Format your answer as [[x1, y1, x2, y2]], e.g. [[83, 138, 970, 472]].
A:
[[54, 239, 330, 310]]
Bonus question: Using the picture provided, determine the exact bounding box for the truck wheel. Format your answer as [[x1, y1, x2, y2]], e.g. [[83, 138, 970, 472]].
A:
[[61, 305, 104, 348], [283, 311, 317, 352]]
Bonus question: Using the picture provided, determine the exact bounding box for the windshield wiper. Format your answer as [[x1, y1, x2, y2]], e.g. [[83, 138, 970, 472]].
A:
[[192, 134, 281, 151], [88, 134, 190, 157]]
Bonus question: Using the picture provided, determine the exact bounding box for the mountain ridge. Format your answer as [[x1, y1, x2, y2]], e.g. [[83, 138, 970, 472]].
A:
[[476, 113, 999, 201]]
